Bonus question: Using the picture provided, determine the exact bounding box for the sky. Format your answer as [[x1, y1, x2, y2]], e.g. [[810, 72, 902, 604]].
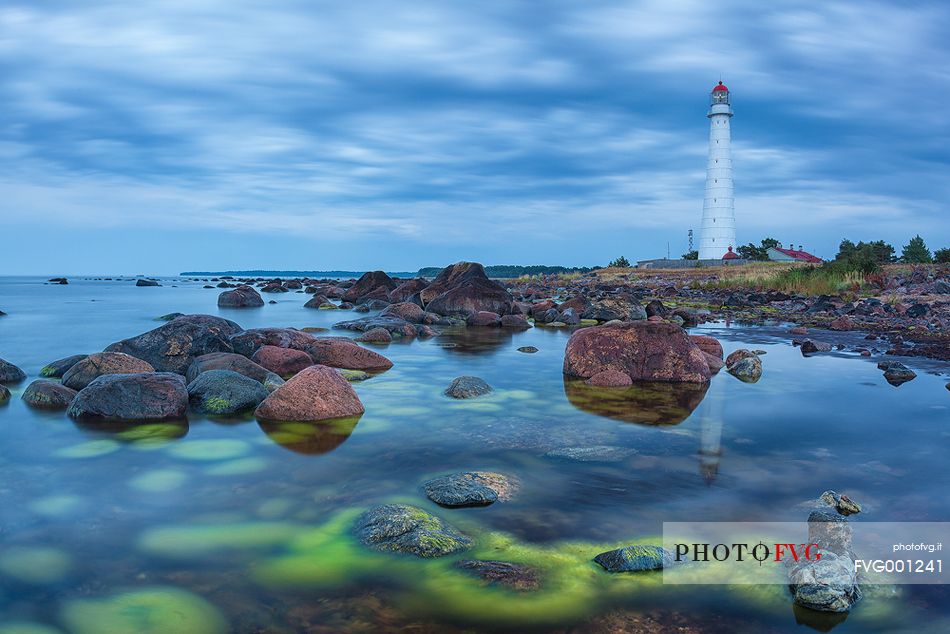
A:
[[2, 0, 948, 275]]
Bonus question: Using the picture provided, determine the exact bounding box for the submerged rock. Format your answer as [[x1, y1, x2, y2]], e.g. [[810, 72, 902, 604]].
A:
[[62, 352, 155, 390], [354, 504, 471, 558], [22, 379, 78, 409], [517, 346, 539, 353], [444, 376, 492, 399], [60, 586, 228, 634], [726, 353, 762, 383], [254, 365, 365, 422], [39, 354, 87, 378], [67, 373, 188, 421], [545, 446, 637, 463], [107, 314, 242, 374], [563, 321, 711, 384], [0, 358, 27, 384], [423, 471, 512, 507], [217, 285, 264, 308], [187, 369, 269, 415], [593, 545, 672, 572], [455, 560, 540, 591]]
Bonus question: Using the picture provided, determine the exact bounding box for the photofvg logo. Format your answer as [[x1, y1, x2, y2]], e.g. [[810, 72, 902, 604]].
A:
[[661, 522, 949, 585], [673, 541, 823, 565]]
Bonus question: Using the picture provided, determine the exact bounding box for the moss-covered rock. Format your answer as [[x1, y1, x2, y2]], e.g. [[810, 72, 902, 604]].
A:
[[354, 504, 471, 558]]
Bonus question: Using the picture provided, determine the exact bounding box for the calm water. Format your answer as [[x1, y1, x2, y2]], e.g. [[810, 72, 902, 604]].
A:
[[1, 276, 948, 633]]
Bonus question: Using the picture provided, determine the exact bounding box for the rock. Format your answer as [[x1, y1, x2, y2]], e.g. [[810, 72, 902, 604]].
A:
[[389, 278, 428, 303], [689, 335, 723, 359], [820, 490, 862, 516], [21, 380, 78, 409], [62, 352, 155, 390], [135, 278, 160, 287], [878, 361, 916, 386], [260, 282, 288, 293], [702, 352, 724, 374], [251, 345, 314, 377], [305, 338, 393, 371], [342, 271, 398, 302], [583, 295, 646, 322], [563, 321, 711, 384], [353, 504, 471, 558], [906, 303, 928, 318], [455, 560, 540, 591], [467, 311, 501, 327], [420, 262, 513, 317], [48, 277, 68, 284], [423, 471, 512, 507], [228, 327, 316, 358], [254, 365, 365, 422], [727, 355, 762, 383], [517, 346, 538, 353], [500, 314, 530, 329], [789, 326, 809, 335], [787, 551, 861, 613], [593, 545, 672, 572], [0, 358, 27, 384], [444, 376, 492, 399], [217, 285, 264, 308], [645, 299, 669, 318], [67, 373, 188, 421], [0, 385, 9, 403], [303, 294, 332, 309], [801, 339, 833, 354], [585, 370, 633, 387], [355, 327, 393, 343], [724, 349, 755, 367], [186, 369, 269, 415], [185, 352, 274, 385], [559, 307, 581, 325], [829, 316, 853, 331], [380, 301, 425, 323], [107, 315, 242, 374], [545, 446, 637, 462]]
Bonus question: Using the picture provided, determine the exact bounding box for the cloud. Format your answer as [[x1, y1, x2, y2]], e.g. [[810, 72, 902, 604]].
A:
[[1, 0, 948, 273]]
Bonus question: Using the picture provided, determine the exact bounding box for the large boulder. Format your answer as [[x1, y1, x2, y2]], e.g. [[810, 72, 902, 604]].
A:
[[106, 315, 242, 374], [563, 321, 711, 384], [342, 271, 397, 303], [0, 358, 27, 384], [303, 294, 333, 309], [187, 369, 269, 415], [251, 345, 314, 377], [304, 338, 393, 371], [217, 285, 264, 308], [67, 373, 188, 421], [62, 352, 155, 391], [39, 354, 88, 378], [22, 379, 78, 409], [419, 262, 513, 317], [254, 365, 365, 422], [380, 302, 425, 324], [389, 278, 428, 303], [354, 504, 471, 558], [228, 327, 316, 358]]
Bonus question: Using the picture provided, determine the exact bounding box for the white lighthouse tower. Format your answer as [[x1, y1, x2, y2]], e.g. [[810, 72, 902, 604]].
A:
[[698, 81, 735, 260]]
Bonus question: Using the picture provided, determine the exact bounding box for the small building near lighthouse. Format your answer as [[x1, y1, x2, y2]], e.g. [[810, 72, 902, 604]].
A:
[[698, 81, 736, 260]]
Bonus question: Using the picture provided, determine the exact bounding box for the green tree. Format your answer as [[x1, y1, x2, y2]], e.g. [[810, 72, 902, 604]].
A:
[[900, 235, 933, 263], [835, 240, 895, 266], [608, 256, 631, 268], [681, 250, 698, 260], [736, 237, 779, 261], [934, 247, 950, 264]]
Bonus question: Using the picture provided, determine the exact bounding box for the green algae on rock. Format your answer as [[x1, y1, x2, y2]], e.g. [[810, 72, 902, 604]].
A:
[[60, 587, 227, 634], [0, 547, 71, 584], [593, 545, 673, 572], [139, 522, 302, 558], [0, 622, 64, 634], [54, 439, 121, 459], [129, 469, 187, 493], [354, 504, 472, 558]]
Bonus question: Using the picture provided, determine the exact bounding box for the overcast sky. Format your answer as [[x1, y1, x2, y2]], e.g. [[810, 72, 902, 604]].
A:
[[2, 0, 948, 274]]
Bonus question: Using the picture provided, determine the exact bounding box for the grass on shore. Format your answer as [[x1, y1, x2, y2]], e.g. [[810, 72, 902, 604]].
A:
[[700, 263, 867, 295]]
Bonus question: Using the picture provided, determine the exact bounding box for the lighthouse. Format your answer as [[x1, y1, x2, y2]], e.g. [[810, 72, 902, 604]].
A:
[[698, 81, 735, 260]]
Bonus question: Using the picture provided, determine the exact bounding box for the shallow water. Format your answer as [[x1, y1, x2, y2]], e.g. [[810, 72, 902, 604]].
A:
[[1, 276, 949, 633]]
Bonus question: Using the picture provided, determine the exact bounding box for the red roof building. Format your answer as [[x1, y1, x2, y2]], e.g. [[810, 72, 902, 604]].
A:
[[766, 246, 823, 263], [722, 245, 739, 260]]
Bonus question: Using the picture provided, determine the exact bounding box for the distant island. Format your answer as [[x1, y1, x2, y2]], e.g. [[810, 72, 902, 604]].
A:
[[181, 265, 598, 279]]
